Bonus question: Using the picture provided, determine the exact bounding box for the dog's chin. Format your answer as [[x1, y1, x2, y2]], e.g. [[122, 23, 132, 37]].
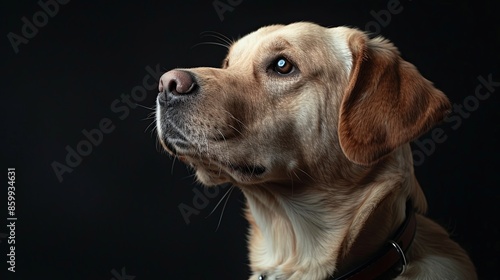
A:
[[194, 169, 231, 186], [191, 161, 268, 187]]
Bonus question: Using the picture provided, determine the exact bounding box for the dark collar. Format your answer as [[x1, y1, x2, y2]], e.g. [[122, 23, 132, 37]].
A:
[[331, 200, 417, 280]]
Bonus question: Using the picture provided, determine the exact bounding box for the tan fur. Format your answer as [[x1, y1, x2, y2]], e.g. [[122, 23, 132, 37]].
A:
[[156, 22, 477, 279]]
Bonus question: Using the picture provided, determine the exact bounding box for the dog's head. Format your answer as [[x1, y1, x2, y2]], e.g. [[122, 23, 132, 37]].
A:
[[156, 22, 450, 187]]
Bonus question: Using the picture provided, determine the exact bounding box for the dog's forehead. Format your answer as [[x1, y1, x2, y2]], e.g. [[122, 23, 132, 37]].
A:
[[228, 22, 329, 59]]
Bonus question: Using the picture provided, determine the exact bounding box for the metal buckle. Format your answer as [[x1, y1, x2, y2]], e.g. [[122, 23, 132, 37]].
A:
[[389, 240, 408, 275]]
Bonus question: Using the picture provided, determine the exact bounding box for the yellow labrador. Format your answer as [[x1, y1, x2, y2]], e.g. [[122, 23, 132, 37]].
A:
[[156, 22, 477, 279]]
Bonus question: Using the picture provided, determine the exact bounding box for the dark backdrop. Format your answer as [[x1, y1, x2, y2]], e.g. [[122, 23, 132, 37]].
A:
[[2, 0, 499, 279]]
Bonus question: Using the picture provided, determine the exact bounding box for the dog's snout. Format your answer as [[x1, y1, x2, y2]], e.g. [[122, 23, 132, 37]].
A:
[[159, 70, 197, 96]]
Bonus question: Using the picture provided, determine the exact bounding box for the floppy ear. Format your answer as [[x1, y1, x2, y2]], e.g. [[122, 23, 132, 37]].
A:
[[338, 31, 451, 165]]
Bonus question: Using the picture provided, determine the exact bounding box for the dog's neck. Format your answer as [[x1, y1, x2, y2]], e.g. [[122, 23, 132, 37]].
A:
[[240, 146, 424, 279]]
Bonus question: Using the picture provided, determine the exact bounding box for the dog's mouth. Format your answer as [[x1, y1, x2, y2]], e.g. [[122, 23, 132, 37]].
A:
[[229, 164, 267, 176], [159, 133, 267, 181], [189, 156, 267, 176]]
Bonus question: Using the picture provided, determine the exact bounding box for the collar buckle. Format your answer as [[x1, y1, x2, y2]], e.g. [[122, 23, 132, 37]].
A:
[[388, 239, 408, 275]]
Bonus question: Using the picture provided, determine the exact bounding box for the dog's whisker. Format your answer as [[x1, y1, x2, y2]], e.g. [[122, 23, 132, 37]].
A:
[[227, 125, 244, 137], [191, 41, 230, 50], [296, 167, 315, 181], [135, 103, 156, 111], [231, 117, 248, 132], [142, 116, 156, 121], [199, 35, 232, 49], [206, 185, 234, 218], [223, 110, 250, 136], [150, 127, 158, 138], [215, 128, 227, 143], [144, 120, 157, 133], [207, 31, 233, 44], [178, 172, 197, 181], [143, 121, 156, 136], [215, 186, 234, 231], [144, 111, 157, 119], [200, 31, 233, 47], [250, 163, 257, 177], [154, 136, 162, 153], [289, 170, 296, 197], [206, 185, 235, 232], [170, 156, 177, 175]]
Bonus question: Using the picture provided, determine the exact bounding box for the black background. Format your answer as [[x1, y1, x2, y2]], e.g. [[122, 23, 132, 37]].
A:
[[1, 0, 499, 279]]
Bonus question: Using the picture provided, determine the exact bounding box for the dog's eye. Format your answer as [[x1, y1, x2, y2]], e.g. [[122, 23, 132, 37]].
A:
[[273, 57, 294, 75]]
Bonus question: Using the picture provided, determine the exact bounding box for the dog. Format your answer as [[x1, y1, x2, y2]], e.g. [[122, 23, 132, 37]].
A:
[[155, 22, 477, 279]]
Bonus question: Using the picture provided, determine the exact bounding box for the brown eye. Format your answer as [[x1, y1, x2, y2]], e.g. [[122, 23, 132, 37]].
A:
[[273, 57, 294, 75]]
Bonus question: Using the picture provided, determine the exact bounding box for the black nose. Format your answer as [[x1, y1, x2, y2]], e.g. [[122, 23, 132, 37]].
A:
[[159, 70, 197, 96]]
